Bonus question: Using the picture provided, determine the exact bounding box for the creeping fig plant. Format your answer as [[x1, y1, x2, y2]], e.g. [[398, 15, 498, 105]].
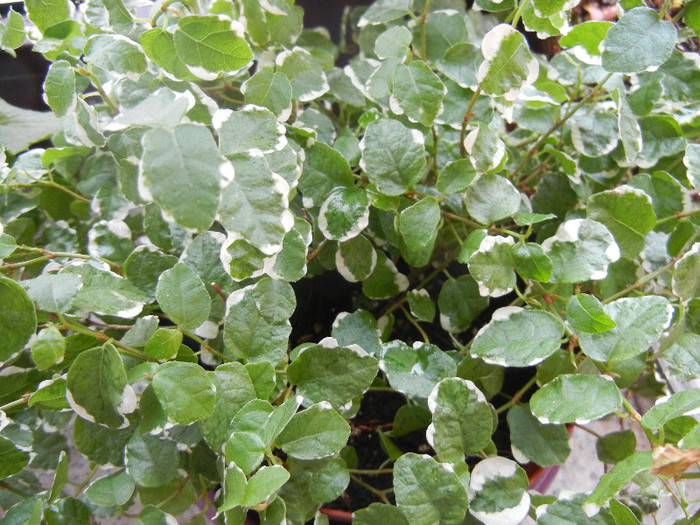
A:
[[1, 0, 700, 523]]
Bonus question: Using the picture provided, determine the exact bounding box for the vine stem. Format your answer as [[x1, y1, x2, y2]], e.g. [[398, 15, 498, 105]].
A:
[[419, 0, 432, 61], [8, 180, 89, 203], [348, 468, 393, 475], [655, 209, 700, 227], [72, 466, 99, 497], [512, 72, 614, 183], [58, 314, 151, 361], [622, 398, 658, 446], [0, 393, 31, 413], [0, 481, 31, 499], [400, 305, 430, 344], [459, 88, 482, 158], [180, 328, 232, 362], [349, 474, 391, 504], [76, 68, 118, 115], [15, 245, 122, 273], [494, 375, 538, 414], [603, 256, 681, 304], [0, 255, 52, 271]]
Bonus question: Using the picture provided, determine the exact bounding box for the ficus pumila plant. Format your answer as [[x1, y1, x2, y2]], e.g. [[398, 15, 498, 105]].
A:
[[1, 0, 700, 523]]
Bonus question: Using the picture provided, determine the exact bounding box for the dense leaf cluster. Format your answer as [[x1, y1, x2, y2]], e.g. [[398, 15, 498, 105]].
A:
[[1, 0, 700, 523]]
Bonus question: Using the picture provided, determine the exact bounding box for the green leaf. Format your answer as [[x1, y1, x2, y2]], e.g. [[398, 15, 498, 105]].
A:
[[397, 196, 441, 267], [85, 471, 135, 507], [380, 340, 457, 399], [530, 374, 623, 424], [137, 506, 179, 525], [477, 24, 539, 100], [664, 333, 700, 381], [601, 7, 676, 73], [465, 173, 521, 225], [0, 8, 24, 56], [468, 457, 530, 525], [139, 124, 232, 231], [468, 235, 516, 297], [437, 158, 477, 194], [42, 60, 75, 118], [319, 188, 371, 241], [241, 67, 293, 120], [139, 28, 197, 81], [219, 152, 294, 256], [587, 186, 656, 258], [464, 124, 507, 174], [336, 235, 377, 282], [30, 326, 65, 371], [124, 246, 178, 300], [0, 97, 61, 154], [156, 263, 211, 331], [418, 9, 469, 63], [507, 404, 570, 466], [576, 296, 673, 362], [362, 252, 409, 299], [22, 274, 82, 313], [0, 276, 37, 363], [596, 430, 637, 464], [28, 377, 70, 410], [641, 389, 700, 429], [471, 307, 564, 367], [427, 377, 496, 461], [277, 47, 329, 102], [560, 22, 612, 56], [393, 453, 468, 525], [406, 289, 435, 323], [288, 338, 378, 408], [359, 0, 411, 26], [84, 34, 147, 76], [243, 466, 290, 507], [225, 431, 266, 475], [613, 89, 642, 164], [125, 433, 179, 488], [152, 362, 215, 424], [585, 451, 653, 507], [392, 404, 432, 437], [438, 275, 488, 333], [375, 26, 412, 60], [215, 105, 286, 157], [390, 61, 446, 127], [299, 142, 354, 209], [331, 310, 382, 356], [0, 232, 17, 259], [223, 278, 296, 363], [48, 450, 68, 503], [542, 219, 621, 283], [685, 143, 700, 192], [511, 242, 553, 282], [672, 243, 700, 302], [200, 362, 258, 450], [24, 0, 71, 35], [0, 436, 30, 479], [566, 294, 617, 334], [360, 118, 427, 196], [609, 500, 642, 525], [276, 404, 351, 460], [107, 88, 195, 132], [437, 42, 482, 90], [173, 15, 253, 79], [66, 344, 136, 429], [569, 110, 619, 158]]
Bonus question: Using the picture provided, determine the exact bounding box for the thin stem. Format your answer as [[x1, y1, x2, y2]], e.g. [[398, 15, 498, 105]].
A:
[[349, 474, 391, 504], [59, 314, 150, 361], [0, 393, 31, 413], [680, 473, 700, 479], [8, 180, 89, 203], [0, 481, 31, 499], [512, 72, 614, 183], [510, 0, 531, 27], [622, 398, 658, 446], [442, 210, 483, 229], [419, 0, 432, 61], [495, 375, 538, 414], [76, 68, 118, 115], [655, 209, 700, 227], [180, 328, 232, 362], [0, 255, 52, 271], [603, 256, 680, 303], [306, 239, 327, 263], [659, 477, 689, 518], [659, 0, 673, 19], [17, 246, 122, 273], [572, 423, 603, 439], [400, 305, 430, 344], [72, 465, 99, 497], [459, 88, 482, 158], [348, 468, 393, 475]]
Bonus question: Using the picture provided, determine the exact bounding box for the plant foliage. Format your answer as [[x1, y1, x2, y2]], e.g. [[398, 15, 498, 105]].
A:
[[1, 0, 700, 523]]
